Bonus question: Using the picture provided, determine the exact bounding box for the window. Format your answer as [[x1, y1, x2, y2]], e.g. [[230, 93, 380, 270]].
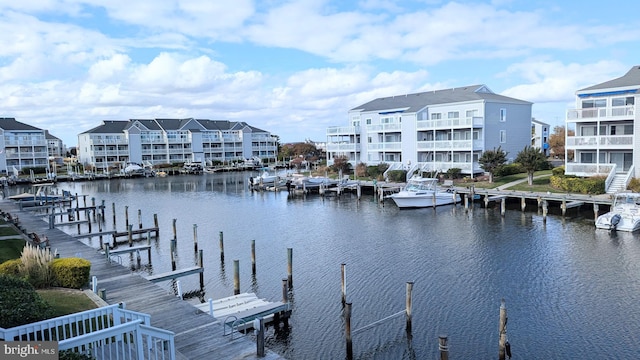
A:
[[352, 120, 360, 127], [380, 117, 394, 124], [466, 109, 478, 118], [431, 113, 441, 120], [582, 99, 606, 108], [612, 97, 635, 106], [499, 108, 507, 122], [448, 111, 459, 119], [365, 118, 371, 125], [500, 130, 506, 143], [580, 152, 595, 163]]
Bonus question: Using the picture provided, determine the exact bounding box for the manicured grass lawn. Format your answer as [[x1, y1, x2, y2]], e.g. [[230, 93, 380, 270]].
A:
[[0, 225, 22, 236], [37, 289, 98, 318], [0, 238, 26, 263]]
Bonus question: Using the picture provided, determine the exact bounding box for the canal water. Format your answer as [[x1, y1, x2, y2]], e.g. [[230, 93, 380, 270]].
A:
[[15, 173, 640, 359]]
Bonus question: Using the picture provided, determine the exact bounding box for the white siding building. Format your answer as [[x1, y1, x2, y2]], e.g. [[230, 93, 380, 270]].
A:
[[0, 118, 49, 175], [326, 85, 532, 177], [565, 65, 639, 193], [531, 118, 550, 157], [78, 118, 278, 172]]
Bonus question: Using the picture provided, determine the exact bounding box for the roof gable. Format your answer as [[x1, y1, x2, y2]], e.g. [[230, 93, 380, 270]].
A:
[[579, 65, 640, 93]]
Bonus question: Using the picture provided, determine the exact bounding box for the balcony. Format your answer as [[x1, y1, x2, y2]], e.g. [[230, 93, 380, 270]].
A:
[[327, 126, 360, 135], [366, 123, 402, 132], [566, 135, 633, 149], [327, 143, 360, 152], [367, 142, 401, 151], [567, 106, 634, 121], [416, 117, 483, 130]]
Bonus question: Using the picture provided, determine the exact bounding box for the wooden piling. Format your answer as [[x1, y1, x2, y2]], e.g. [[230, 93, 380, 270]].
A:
[[501, 198, 506, 217], [219, 231, 224, 261], [439, 335, 449, 360], [464, 194, 469, 211], [345, 302, 353, 360], [198, 249, 204, 290], [251, 240, 256, 275], [341, 263, 346, 306], [87, 210, 92, 233], [91, 198, 96, 222], [287, 248, 293, 289], [594, 203, 599, 222], [112, 202, 116, 229], [542, 200, 548, 222], [170, 239, 177, 271], [356, 184, 361, 200], [521, 196, 526, 212], [172, 219, 177, 240], [125, 206, 129, 228], [128, 224, 133, 247], [233, 259, 240, 295], [101, 200, 105, 220], [282, 278, 288, 303], [499, 299, 508, 360], [256, 317, 265, 357], [484, 193, 489, 208], [406, 281, 413, 334], [138, 209, 142, 230], [193, 224, 198, 253], [561, 198, 567, 217]]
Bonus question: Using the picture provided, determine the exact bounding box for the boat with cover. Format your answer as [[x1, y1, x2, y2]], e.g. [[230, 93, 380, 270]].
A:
[[388, 176, 460, 209], [595, 192, 640, 232]]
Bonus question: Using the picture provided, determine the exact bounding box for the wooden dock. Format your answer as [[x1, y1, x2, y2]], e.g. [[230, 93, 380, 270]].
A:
[[0, 199, 285, 360], [194, 293, 290, 331]]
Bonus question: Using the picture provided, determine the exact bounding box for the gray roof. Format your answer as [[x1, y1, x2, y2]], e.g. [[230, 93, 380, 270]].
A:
[[0, 117, 43, 131], [351, 84, 531, 113], [579, 65, 640, 92], [81, 118, 271, 135]]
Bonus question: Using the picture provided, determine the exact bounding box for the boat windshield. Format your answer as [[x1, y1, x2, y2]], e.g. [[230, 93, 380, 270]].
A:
[[406, 180, 436, 191]]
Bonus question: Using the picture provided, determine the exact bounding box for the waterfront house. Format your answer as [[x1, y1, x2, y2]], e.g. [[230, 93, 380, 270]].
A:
[[0, 118, 50, 175], [77, 118, 278, 173], [565, 65, 640, 193], [326, 85, 533, 178]]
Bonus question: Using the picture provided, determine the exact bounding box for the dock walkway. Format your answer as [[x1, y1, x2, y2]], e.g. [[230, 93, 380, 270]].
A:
[[0, 199, 284, 360]]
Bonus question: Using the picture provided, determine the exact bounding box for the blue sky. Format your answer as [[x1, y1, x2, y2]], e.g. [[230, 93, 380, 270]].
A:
[[1, 0, 639, 147]]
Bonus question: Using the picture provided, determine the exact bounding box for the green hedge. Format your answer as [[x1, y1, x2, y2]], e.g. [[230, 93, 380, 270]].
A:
[[52, 258, 91, 289], [550, 175, 606, 194], [0, 258, 21, 276], [387, 170, 407, 182], [0, 274, 53, 328]]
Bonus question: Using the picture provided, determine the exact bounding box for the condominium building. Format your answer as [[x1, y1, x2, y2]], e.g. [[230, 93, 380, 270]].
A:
[[0, 117, 49, 175], [565, 65, 639, 193], [326, 85, 532, 177], [77, 118, 278, 172], [531, 118, 550, 157]]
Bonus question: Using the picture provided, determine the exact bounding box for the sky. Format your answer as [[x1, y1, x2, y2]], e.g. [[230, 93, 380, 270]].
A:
[[1, 0, 640, 148]]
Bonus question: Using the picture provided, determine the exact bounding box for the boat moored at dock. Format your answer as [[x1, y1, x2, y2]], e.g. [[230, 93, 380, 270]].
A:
[[388, 176, 460, 208], [595, 192, 640, 232]]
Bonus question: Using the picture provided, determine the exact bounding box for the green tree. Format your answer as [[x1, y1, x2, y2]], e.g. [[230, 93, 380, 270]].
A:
[[479, 147, 507, 183], [515, 146, 550, 185]]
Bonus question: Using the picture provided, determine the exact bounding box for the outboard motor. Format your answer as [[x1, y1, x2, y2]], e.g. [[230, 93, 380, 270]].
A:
[[610, 214, 621, 231]]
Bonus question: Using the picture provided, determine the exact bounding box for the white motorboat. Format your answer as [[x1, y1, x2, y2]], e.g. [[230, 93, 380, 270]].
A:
[[388, 176, 460, 209], [249, 170, 279, 186], [595, 192, 640, 232]]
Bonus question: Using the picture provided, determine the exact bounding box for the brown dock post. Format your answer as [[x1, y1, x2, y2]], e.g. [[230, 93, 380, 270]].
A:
[[521, 196, 526, 212], [83, 194, 87, 207], [138, 209, 142, 238], [99, 288, 106, 301], [153, 213, 159, 232], [125, 206, 129, 229], [233, 259, 240, 295], [501, 198, 506, 217], [251, 240, 256, 275], [172, 219, 177, 240], [170, 238, 177, 270], [341, 263, 347, 306], [357, 184, 361, 200], [87, 210, 92, 233], [484, 192, 489, 208], [561, 198, 567, 217], [287, 247, 293, 289], [282, 278, 288, 303], [499, 299, 508, 360], [537, 195, 542, 208], [594, 203, 599, 222], [406, 281, 413, 334], [91, 197, 96, 221], [219, 231, 224, 261], [98, 213, 104, 249], [101, 200, 105, 220], [464, 194, 469, 211], [112, 202, 116, 229], [345, 302, 353, 360], [439, 335, 449, 360], [193, 224, 198, 254], [128, 224, 133, 247], [198, 249, 204, 290], [256, 317, 265, 357], [542, 200, 548, 222]]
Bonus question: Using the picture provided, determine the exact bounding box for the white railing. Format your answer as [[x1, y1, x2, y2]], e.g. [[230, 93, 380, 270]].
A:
[[327, 126, 360, 135], [0, 304, 174, 360], [366, 123, 402, 132], [567, 106, 634, 120], [564, 163, 615, 177], [367, 142, 402, 151]]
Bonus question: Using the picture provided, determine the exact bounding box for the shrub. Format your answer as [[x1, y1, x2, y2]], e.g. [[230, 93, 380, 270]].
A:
[[0, 258, 22, 276], [387, 170, 407, 182], [495, 163, 524, 177], [628, 178, 640, 192], [19, 244, 56, 288], [0, 274, 53, 328], [550, 175, 606, 194], [446, 168, 462, 179], [59, 350, 95, 360], [552, 166, 565, 177], [52, 258, 91, 289]]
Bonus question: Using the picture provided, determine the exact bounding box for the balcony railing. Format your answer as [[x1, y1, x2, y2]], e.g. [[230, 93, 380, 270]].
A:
[[366, 142, 401, 151], [327, 126, 360, 135], [564, 163, 615, 177], [327, 143, 360, 152], [567, 106, 634, 121], [366, 123, 402, 132], [416, 117, 482, 130], [566, 135, 633, 147]]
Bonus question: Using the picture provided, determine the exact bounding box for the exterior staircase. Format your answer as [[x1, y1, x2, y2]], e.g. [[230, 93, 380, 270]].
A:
[[607, 174, 629, 194]]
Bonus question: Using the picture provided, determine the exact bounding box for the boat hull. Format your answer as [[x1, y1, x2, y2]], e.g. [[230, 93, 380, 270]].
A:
[[595, 212, 640, 232], [390, 192, 460, 209]]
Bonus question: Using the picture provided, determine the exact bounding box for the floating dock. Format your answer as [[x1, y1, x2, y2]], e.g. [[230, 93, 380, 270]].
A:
[[194, 293, 290, 331]]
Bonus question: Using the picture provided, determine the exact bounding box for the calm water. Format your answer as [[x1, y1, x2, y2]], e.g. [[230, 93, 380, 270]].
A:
[[15, 173, 640, 359]]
